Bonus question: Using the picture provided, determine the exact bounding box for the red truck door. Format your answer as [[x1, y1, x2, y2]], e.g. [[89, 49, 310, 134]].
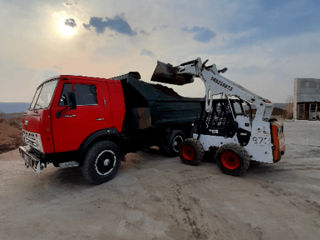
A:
[[51, 78, 111, 153]]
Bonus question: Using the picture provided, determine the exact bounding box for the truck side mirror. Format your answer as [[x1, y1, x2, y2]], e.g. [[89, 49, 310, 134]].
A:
[[67, 92, 76, 110]]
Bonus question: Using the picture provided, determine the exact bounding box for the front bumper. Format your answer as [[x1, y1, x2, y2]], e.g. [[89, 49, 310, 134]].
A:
[[19, 146, 44, 174]]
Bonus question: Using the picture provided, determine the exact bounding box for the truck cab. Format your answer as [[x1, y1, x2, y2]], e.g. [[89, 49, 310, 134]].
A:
[[22, 76, 125, 154], [20, 75, 126, 182]]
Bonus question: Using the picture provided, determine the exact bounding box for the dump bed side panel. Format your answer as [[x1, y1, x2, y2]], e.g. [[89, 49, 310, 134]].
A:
[[121, 76, 202, 130], [149, 99, 202, 126]]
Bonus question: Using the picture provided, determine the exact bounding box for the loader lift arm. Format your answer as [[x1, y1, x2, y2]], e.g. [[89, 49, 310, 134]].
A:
[[159, 57, 273, 122]]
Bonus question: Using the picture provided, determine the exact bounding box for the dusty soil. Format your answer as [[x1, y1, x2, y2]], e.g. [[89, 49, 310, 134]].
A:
[[0, 116, 22, 154], [0, 120, 319, 240]]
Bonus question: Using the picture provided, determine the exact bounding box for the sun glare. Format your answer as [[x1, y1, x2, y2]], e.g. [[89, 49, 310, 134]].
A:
[[58, 18, 76, 37], [53, 11, 77, 37]]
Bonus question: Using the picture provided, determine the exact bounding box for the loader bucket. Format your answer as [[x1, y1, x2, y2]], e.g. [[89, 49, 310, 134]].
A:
[[151, 61, 194, 85]]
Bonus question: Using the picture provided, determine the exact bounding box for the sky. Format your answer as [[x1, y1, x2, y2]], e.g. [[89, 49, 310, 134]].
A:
[[0, 0, 319, 103]]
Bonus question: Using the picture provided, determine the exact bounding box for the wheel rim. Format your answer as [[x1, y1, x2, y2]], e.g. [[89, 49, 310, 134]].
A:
[[221, 151, 240, 170], [94, 150, 117, 176], [182, 145, 195, 161], [172, 135, 184, 153]]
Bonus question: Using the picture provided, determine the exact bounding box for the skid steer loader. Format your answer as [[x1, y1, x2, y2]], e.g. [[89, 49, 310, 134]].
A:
[[151, 58, 285, 176]]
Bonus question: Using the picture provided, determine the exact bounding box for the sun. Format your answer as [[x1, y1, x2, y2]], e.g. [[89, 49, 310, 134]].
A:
[[53, 11, 77, 37], [58, 18, 76, 37], [59, 20, 76, 37]]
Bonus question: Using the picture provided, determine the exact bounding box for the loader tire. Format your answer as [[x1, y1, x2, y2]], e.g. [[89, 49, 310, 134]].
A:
[[161, 130, 185, 156], [215, 143, 250, 176], [81, 140, 121, 185], [180, 138, 204, 165]]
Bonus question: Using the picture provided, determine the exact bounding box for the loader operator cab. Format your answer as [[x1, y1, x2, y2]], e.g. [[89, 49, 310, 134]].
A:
[[197, 97, 252, 146]]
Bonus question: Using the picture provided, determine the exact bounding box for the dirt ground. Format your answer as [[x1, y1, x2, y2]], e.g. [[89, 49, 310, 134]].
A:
[[0, 120, 319, 240], [0, 116, 22, 154]]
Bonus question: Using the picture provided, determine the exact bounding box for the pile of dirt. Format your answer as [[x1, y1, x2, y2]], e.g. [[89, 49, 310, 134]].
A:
[[120, 152, 144, 169], [0, 116, 22, 154], [152, 84, 182, 97]]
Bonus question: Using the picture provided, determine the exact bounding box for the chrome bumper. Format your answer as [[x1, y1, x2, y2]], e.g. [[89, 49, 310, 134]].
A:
[[19, 146, 43, 174]]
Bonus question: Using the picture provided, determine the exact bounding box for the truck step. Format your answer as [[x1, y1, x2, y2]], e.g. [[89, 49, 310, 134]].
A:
[[59, 161, 79, 168]]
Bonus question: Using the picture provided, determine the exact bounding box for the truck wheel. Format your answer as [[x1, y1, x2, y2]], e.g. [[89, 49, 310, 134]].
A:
[[180, 138, 204, 165], [215, 143, 250, 176], [81, 140, 121, 184], [162, 130, 185, 156]]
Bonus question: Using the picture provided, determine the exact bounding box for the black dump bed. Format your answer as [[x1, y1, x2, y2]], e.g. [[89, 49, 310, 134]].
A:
[[111, 72, 203, 131]]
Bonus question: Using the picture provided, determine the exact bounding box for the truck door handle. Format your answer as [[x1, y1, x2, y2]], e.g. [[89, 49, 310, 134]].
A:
[[64, 114, 76, 118], [96, 118, 104, 121]]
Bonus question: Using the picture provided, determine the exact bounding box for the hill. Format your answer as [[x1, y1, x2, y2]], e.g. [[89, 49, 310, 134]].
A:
[[0, 102, 29, 113]]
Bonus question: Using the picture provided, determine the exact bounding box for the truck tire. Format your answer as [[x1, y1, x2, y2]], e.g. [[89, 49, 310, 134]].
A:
[[162, 130, 185, 156], [81, 140, 121, 184], [180, 138, 204, 165], [215, 143, 250, 176]]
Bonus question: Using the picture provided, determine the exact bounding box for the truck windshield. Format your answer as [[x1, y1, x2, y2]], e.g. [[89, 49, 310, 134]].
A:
[[30, 80, 58, 110]]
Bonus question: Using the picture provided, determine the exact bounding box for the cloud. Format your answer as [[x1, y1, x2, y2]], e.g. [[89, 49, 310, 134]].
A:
[[63, 1, 72, 7], [83, 15, 136, 36], [152, 25, 168, 32], [183, 26, 216, 43], [65, 18, 76, 28], [63, 1, 78, 8], [139, 29, 148, 35], [140, 49, 155, 58], [83, 23, 91, 30]]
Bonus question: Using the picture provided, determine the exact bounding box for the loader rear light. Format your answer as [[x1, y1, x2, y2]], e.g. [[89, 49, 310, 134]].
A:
[[270, 122, 284, 163]]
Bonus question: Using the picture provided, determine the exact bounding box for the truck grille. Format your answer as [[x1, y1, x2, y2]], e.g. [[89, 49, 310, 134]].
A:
[[22, 130, 44, 153]]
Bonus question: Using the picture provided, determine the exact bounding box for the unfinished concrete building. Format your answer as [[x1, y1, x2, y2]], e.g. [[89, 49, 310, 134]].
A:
[[293, 78, 320, 120]]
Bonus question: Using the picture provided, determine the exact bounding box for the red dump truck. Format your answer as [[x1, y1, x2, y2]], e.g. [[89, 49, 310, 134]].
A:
[[19, 72, 202, 184]]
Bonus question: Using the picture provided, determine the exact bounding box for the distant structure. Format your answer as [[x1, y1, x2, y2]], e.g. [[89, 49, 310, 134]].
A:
[[293, 78, 320, 120]]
